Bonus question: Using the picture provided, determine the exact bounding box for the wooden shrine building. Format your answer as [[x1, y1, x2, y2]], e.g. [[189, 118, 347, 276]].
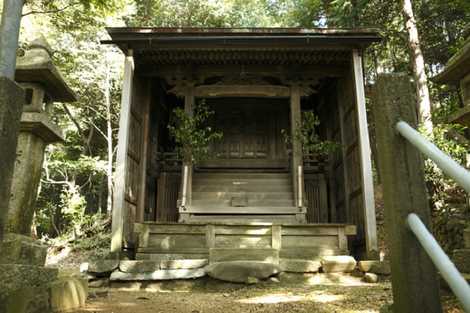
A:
[[105, 28, 381, 263]]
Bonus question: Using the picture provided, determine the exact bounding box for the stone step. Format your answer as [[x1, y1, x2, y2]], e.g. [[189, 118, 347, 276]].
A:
[[320, 255, 357, 273], [192, 191, 294, 200], [119, 259, 208, 272], [209, 248, 279, 264], [280, 259, 322, 273], [110, 268, 206, 281]]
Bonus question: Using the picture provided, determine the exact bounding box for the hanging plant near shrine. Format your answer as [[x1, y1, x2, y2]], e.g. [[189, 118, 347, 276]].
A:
[[282, 111, 340, 157], [168, 100, 223, 164]]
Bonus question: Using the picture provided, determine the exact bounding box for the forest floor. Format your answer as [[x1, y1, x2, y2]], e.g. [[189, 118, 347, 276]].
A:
[[71, 277, 463, 313]]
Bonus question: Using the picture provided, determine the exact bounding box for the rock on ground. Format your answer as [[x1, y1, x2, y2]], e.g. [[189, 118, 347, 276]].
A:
[[321, 256, 356, 273]]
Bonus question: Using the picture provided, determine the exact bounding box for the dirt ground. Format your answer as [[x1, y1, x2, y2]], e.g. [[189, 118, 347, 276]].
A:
[[71, 277, 464, 313]]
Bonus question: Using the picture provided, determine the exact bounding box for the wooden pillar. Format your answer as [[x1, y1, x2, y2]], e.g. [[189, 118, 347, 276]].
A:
[[373, 73, 442, 313], [337, 98, 350, 223], [290, 85, 303, 208], [111, 51, 134, 253], [180, 84, 194, 217], [352, 50, 378, 256], [137, 84, 151, 223]]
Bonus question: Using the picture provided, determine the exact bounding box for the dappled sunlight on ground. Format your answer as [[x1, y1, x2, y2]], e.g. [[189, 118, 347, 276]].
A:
[[238, 293, 305, 304], [73, 280, 395, 313]]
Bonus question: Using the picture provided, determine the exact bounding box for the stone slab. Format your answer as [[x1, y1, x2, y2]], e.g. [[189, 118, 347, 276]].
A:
[[358, 260, 391, 275], [320, 256, 357, 273], [452, 249, 470, 273], [50, 276, 88, 312], [119, 259, 208, 273], [110, 268, 206, 281], [205, 261, 281, 284], [280, 259, 321, 273], [0, 233, 47, 266], [209, 248, 279, 264], [86, 259, 119, 275]]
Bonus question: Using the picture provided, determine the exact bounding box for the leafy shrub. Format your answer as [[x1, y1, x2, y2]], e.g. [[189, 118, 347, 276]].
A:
[[168, 100, 223, 163]]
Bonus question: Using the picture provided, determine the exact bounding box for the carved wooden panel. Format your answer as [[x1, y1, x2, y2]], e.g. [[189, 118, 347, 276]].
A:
[[203, 98, 288, 168]]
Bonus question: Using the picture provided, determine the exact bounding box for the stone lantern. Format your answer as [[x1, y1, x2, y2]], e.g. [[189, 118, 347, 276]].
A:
[[6, 36, 77, 235]]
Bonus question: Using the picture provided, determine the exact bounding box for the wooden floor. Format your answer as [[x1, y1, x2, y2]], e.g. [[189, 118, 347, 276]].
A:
[[134, 223, 357, 264]]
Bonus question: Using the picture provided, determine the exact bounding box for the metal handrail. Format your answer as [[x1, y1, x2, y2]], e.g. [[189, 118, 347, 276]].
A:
[[396, 120, 470, 312], [396, 121, 470, 193], [407, 214, 470, 312]]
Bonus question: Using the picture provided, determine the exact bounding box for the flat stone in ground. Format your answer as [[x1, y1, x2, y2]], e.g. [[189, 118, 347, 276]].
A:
[[452, 249, 470, 273], [110, 268, 206, 281], [358, 260, 391, 275], [321, 256, 356, 273], [363, 273, 379, 283], [280, 259, 321, 273], [206, 261, 280, 283], [119, 259, 208, 273], [0, 233, 47, 266]]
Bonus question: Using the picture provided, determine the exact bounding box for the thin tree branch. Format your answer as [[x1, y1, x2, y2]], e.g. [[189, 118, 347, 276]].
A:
[[22, 2, 80, 17]]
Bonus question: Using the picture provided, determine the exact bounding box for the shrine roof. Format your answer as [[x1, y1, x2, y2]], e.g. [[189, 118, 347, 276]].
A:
[[104, 27, 381, 55]]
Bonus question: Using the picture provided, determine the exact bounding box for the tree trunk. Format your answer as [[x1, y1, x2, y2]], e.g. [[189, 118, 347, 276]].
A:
[[401, 0, 433, 134], [0, 0, 24, 79], [105, 63, 113, 216]]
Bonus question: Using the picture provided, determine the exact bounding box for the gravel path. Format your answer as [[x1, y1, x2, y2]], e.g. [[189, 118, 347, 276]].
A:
[[75, 279, 395, 313]]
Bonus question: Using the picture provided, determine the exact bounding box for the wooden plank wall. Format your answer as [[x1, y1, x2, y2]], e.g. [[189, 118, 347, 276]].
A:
[[305, 174, 329, 223], [155, 172, 180, 222], [316, 82, 345, 224], [337, 74, 365, 247], [122, 76, 150, 247]]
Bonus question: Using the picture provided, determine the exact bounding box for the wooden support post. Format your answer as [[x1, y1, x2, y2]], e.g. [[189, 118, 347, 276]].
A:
[[290, 85, 303, 208], [272, 225, 281, 250], [337, 96, 350, 223], [137, 82, 150, 223], [111, 51, 134, 254], [372, 73, 442, 313], [352, 50, 378, 256], [181, 85, 194, 207], [206, 225, 215, 249]]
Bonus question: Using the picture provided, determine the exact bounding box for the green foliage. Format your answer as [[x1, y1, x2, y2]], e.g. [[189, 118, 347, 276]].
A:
[[422, 123, 469, 253], [282, 111, 339, 156], [168, 101, 223, 164]]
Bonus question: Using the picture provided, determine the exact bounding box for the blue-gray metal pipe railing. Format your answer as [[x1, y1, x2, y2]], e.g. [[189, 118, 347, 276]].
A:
[[407, 213, 470, 312], [396, 120, 470, 312], [396, 121, 470, 193]]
